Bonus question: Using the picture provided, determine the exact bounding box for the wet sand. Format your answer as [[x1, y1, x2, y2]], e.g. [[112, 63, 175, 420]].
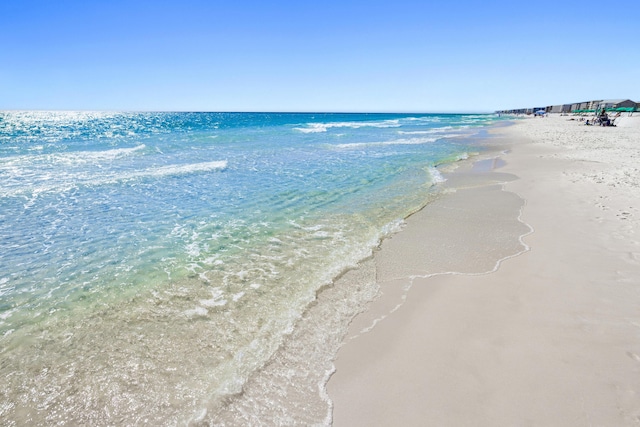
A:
[[328, 115, 640, 426]]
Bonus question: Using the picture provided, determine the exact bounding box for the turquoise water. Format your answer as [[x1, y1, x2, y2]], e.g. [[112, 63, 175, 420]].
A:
[[0, 111, 501, 425]]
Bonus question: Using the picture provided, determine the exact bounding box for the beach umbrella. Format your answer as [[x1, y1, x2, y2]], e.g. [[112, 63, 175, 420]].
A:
[[534, 110, 546, 115]]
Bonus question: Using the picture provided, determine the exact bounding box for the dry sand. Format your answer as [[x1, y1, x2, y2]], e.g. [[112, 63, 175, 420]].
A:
[[328, 114, 640, 426]]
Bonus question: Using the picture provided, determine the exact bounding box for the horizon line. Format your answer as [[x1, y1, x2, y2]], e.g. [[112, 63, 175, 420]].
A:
[[0, 108, 496, 115]]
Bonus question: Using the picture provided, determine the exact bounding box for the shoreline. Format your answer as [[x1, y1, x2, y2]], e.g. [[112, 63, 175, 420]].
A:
[[328, 115, 640, 425], [204, 122, 513, 425], [0, 112, 505, 426]]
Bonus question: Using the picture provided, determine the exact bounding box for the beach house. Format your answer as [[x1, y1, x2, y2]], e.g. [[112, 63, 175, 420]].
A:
[[596, 99, 636, 110]]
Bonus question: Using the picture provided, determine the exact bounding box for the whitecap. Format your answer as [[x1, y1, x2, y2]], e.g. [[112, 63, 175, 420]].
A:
[[397, 126, 454, 135], [0, 160, 229, 197], [130, 160, 228, 179], [294, 119, 400, 133], [334, 137, 439, 149]]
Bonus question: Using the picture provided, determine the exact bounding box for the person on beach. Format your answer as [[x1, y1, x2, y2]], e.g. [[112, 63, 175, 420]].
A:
[[598, 109, 610, 126]]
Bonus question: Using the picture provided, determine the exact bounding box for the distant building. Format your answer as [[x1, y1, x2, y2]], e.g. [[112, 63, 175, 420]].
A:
[[596, 99, 636, 110], [587, 100, 602, 110], [495, 99, 637, 115]]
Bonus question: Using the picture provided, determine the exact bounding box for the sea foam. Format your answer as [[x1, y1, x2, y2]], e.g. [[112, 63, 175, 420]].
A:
[[294, 119, 400, 133], [334, 137, 439, 149]]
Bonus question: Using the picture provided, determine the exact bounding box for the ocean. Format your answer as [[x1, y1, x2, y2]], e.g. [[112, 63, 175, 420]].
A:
[[0, 111, 502, 425]]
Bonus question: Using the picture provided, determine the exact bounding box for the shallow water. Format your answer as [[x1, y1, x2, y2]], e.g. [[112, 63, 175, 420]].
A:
[[0, 111, 503, 425]]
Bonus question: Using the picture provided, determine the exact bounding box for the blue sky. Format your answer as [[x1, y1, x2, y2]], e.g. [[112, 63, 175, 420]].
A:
[[1, 0, 638, 112]]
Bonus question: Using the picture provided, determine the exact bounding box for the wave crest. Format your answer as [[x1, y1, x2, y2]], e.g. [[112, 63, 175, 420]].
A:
[[334, 137, 438, 149], [294, 120, 400, 133]]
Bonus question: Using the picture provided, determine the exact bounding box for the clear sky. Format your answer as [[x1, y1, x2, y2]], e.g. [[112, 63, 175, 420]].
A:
[[1, 0, 638, 112]]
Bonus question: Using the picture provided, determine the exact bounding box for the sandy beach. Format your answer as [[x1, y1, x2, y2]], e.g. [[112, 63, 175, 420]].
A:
[[328, 114, 640, 425]]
